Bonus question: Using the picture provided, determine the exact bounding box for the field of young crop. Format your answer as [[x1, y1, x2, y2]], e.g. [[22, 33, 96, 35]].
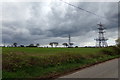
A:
[[2, 47, 120, 78]]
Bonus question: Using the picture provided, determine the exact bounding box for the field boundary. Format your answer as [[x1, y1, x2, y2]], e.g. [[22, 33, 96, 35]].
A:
[[41, 57, 119, 79]]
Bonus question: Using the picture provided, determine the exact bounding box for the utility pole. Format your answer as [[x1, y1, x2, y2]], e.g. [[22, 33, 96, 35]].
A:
[[3, 40, 5, 47], [95, 22, 108, 47], [68, 34, 71, 47]]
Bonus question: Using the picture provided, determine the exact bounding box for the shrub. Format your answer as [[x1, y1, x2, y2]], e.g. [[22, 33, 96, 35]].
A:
[[101, 49, 113, 56], [101, 46, 120, 56]]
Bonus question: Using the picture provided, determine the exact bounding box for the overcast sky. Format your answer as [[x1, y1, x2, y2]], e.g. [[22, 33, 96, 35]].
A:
[[1, 1, 118, 47]]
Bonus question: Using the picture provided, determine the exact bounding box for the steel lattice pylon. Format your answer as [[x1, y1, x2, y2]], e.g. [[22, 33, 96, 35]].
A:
[[95, 22, 108, 47]]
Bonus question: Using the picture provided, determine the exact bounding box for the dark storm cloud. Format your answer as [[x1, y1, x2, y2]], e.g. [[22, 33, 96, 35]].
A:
[[1, 2, 118, 46], [46, 2, 100, 37], [47, 2, 118, 37]]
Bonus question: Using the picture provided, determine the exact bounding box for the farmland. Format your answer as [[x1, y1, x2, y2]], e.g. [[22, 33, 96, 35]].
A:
[[2, 47, 120, 78]]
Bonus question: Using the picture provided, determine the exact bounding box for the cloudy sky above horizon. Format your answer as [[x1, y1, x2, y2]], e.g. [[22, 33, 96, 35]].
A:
[[1, 1, 118, 47]]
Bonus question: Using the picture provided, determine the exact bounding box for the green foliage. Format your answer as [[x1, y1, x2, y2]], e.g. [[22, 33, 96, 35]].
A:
[[116, 38, 120, 47], [2, 47, 120, 78], [101, 47, 120, 56]]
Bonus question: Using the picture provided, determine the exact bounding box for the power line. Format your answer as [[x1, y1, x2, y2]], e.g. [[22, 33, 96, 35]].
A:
[[59, 0, 111, 20]]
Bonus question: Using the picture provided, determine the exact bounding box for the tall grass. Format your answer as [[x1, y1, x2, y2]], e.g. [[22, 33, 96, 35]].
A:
[[2, 47, 120, 78]]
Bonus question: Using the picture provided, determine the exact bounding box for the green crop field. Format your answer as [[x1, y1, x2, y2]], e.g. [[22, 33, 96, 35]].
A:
[[2, 47, 120, 78]]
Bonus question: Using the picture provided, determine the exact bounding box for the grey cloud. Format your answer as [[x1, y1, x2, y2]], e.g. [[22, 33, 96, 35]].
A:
[[1, 2, 118, 46]]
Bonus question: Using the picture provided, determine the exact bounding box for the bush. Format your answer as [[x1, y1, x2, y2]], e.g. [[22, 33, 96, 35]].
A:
[[101, 46, 120, 56], [101, 49, 113, 55], [112, 46, 120, 55]]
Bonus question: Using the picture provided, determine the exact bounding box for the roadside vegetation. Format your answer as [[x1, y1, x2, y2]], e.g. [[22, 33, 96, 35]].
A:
[[2, 46, 120, 78]]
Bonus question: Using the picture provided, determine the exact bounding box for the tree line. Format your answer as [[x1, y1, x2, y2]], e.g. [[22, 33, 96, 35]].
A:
[[3, 42, 75, 48], [2, 38, 119, 48]]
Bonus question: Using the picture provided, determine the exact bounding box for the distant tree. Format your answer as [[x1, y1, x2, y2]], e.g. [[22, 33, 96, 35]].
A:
[[62, 43, 68, 47], [20, 45, 24, 47], [36, 43, 40, 47], [116, 38, 120, 47], [53, 42, 58, 47], [69, 43, 74, 46], [29, 44, 34, 47], [13, 43, 17, 47], [49, 42, 54, 47], [49, 42, 58, 47], [75, 46, 78, 48]]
